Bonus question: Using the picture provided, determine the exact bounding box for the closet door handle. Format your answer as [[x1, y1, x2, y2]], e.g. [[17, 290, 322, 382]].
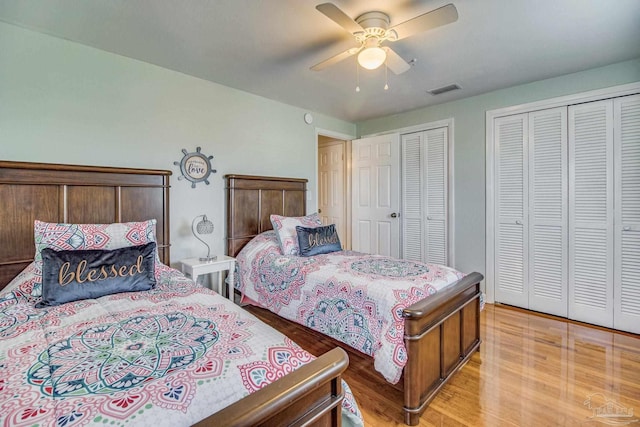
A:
[[515, 220, 522, 225], [623, 226, 631, 231], [390, 212, 400, 218]]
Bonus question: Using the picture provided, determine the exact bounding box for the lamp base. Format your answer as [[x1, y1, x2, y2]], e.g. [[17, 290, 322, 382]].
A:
[[199, 255, 217, 262]]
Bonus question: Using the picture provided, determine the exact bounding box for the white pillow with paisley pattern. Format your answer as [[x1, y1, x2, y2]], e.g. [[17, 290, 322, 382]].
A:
[[270, 213, 322, 256]]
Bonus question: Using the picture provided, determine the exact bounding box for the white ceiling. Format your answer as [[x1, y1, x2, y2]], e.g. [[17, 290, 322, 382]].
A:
[[1, 0, 639, 122]]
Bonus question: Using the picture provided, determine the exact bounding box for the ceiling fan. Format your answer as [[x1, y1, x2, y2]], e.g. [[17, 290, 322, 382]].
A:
[[311, 2, 458, 74]]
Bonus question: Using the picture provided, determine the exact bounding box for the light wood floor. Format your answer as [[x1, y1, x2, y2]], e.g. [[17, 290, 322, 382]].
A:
[[244, 303, 640, 427]]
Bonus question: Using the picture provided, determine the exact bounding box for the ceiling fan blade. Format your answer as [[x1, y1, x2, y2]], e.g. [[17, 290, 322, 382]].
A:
[[316, 3, 363, 34], [389, 3, 458, 41], [384, 47, 411, 75], [310, 47, 361, 71]]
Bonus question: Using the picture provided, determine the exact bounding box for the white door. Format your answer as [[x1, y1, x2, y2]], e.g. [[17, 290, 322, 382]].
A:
[[568, 100, 614, 327], [527, 107, 568, 317], [352, 134, 401, 257], [318, 141, 347, 245], [614, 94, 640, 333], [494, 114, 529, 308], [424, 127, 449, 266], [401, 132, 424, 262], [401, 128, 449, 265]]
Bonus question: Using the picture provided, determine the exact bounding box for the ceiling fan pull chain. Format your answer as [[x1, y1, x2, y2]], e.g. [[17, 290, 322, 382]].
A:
[[355, 59, 360, 92], [384, 64, 389, 91]]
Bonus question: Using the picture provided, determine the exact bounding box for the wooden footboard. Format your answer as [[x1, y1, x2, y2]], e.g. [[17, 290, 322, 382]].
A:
[[402, 272, 483, 425], [195, 347, 349, 426]]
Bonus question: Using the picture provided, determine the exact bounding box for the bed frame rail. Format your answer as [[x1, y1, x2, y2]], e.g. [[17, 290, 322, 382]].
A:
[[195, 347, 348, 426]]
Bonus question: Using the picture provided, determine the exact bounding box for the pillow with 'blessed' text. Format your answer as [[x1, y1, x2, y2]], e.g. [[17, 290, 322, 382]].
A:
[[37, 242, 156, 308], [295, 224, 342, 256]]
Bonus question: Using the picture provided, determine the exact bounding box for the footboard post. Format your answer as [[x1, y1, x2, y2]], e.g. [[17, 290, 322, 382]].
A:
[[402, 272, 483, 426]]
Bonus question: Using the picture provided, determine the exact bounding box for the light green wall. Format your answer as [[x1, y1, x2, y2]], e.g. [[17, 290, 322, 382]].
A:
[[357, 59, 640, 277], [0, 21, 356, 266]]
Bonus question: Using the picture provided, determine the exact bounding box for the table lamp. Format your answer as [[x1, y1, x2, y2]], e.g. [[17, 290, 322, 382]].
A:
[[192, 214, 216, 262]]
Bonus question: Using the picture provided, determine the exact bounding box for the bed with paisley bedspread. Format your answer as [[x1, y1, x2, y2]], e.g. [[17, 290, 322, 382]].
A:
[[0, 262, 362, 427], [225, 174, 484, 426]]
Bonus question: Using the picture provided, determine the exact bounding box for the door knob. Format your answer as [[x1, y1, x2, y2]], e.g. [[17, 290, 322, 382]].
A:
[[390, 212, 400, 218], [515, 220, 522, 225], [623, 226, 631, 231]]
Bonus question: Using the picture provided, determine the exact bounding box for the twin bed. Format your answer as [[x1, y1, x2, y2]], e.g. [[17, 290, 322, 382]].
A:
[[0, 161, 362, 427], [226, 174, 483, 425]]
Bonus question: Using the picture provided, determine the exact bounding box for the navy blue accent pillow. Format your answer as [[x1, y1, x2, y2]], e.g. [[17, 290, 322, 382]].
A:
[[295, 224, 342, 257], [37, 242, 156, 308]]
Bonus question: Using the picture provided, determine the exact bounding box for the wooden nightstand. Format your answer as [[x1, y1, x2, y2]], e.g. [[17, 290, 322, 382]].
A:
[[180, 256, 236, 301]]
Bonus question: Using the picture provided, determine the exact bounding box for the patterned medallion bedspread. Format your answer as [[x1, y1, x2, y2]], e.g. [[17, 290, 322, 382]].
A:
[[236, 231, 466, 384], [0, 264, 363, 427]]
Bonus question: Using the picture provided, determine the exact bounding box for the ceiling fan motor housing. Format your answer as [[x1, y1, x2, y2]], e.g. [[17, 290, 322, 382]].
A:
[[355, 11, 395, 42], [356, 11, 389, 29]]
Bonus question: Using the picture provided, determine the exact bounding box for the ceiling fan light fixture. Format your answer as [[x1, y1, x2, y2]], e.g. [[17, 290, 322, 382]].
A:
[[357, 46, 387, 70], [313, 3, 458, 73]]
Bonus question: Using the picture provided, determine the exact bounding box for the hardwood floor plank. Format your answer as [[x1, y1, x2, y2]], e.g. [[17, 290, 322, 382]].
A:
[[244, 303, 640, 426]]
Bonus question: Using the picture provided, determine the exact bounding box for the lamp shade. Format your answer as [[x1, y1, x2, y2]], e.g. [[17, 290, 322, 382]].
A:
[[358, 47, 387, 70], [196, 217, 214, 235]]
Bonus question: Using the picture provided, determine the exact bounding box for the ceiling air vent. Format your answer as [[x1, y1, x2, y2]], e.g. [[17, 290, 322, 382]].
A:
[[427, 84, 461, 96]]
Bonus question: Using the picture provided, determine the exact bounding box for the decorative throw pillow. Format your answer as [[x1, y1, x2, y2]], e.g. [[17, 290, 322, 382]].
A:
[[296, 224, 342, 256], [30, 219, 159, 298], [270, 213, 322, 256], [37, 242, 157, 308]]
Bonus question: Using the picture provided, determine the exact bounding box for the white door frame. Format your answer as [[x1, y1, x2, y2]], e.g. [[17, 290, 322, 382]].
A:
[[485, 82, 640, 304], [316, 128, 355, 250], [318, 138, 347, 248]]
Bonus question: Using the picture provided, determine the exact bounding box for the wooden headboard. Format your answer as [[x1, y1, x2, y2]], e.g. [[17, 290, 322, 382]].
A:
[[225, 174, 307, 257], [0, 161, 171, 290]]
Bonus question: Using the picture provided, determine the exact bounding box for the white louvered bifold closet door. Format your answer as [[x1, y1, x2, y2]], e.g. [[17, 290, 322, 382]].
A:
[[401, 132, 424, 262], [528, 108, 568, 316], [568, 100, 614, 327], [495, 114, 529, 308], [424, 127, 448, 265], [614, 94, 640, 334], [401, 127, 449, 265]]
